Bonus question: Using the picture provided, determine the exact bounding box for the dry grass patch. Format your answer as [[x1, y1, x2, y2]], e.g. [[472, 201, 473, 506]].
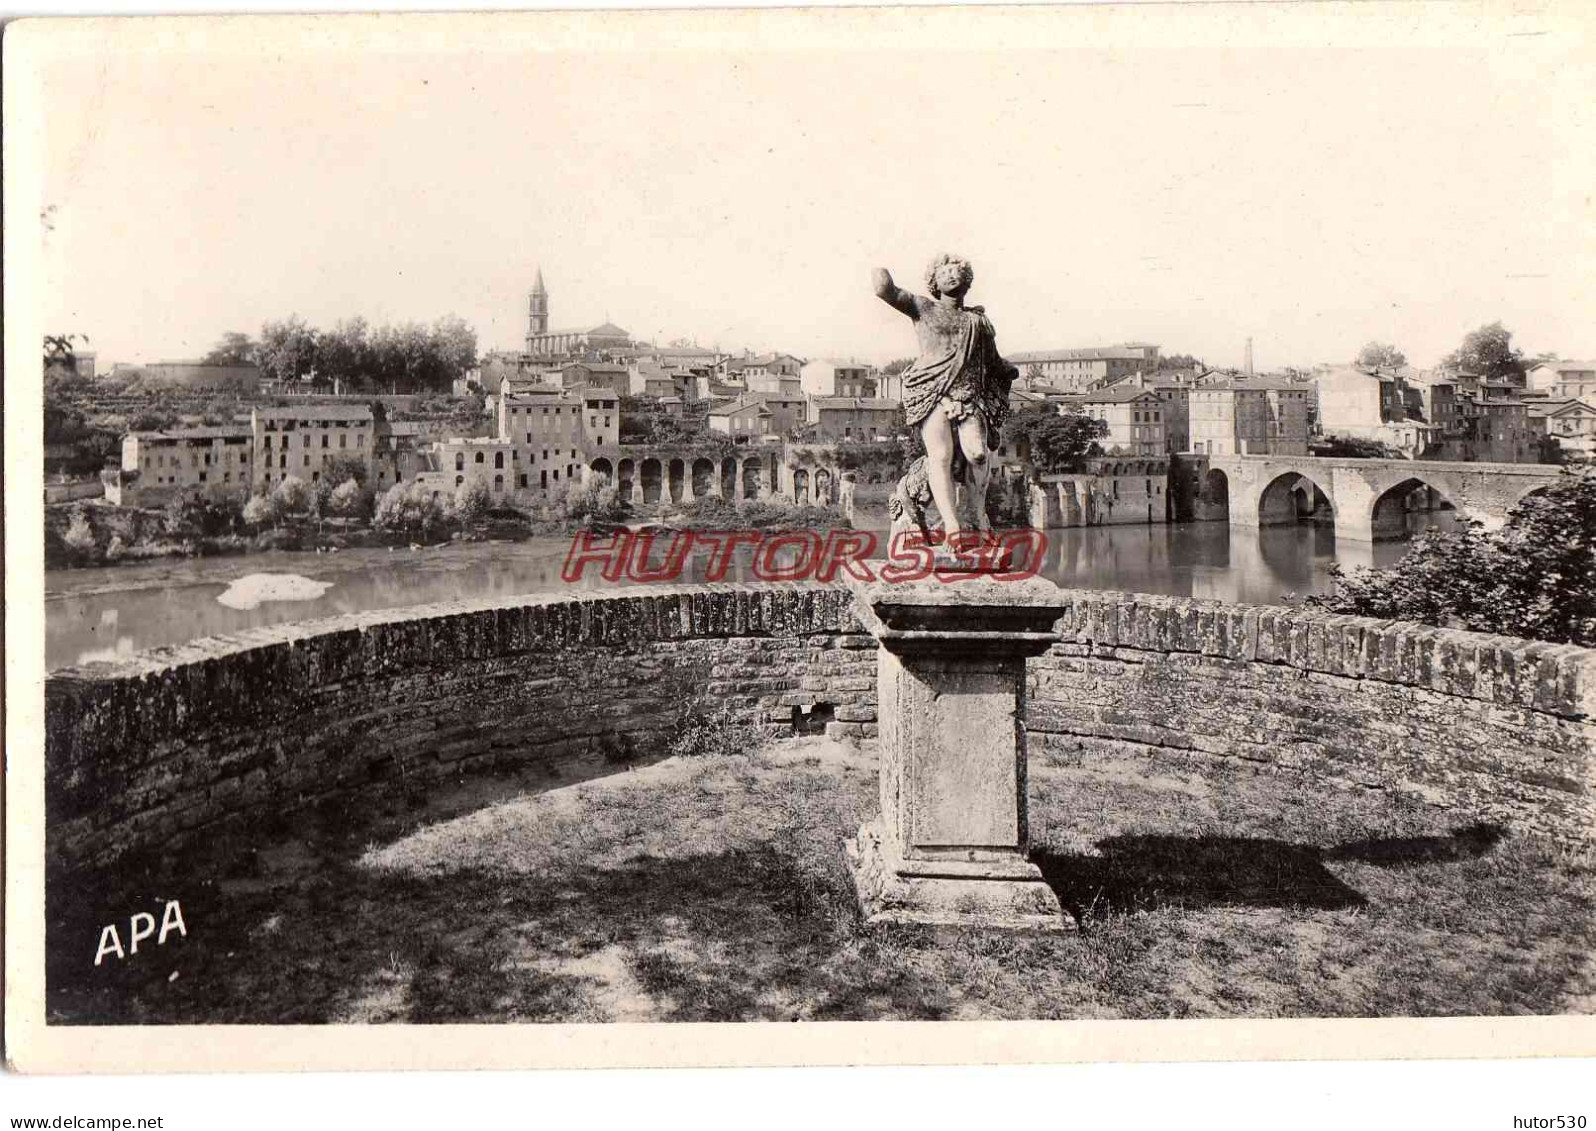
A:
[[47, 737, 1595, 1023]]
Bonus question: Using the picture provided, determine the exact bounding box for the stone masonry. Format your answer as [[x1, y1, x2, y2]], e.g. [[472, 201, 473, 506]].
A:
[[44, 584, 1596, 869]]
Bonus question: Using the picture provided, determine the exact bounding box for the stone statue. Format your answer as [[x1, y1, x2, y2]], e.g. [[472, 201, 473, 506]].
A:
[[874, 254, 1019, 546]]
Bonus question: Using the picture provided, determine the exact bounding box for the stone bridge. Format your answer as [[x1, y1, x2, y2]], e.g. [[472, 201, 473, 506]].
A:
[[1195, 454, 1565, 541], [582, 443, 850, 510]]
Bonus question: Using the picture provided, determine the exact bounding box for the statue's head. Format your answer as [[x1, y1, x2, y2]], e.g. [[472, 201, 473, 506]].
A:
[[924, 253, 974, 299]]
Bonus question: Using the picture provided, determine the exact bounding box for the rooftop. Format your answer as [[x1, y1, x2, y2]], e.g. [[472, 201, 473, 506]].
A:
[[810, 397, 900, 411], [130, 425, 252, 441], [256, 405, 375, 421], [1010, 347, 1153, 363]]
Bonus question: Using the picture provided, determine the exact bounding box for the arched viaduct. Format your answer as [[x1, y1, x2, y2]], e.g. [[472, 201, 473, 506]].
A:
[[1197, 455, 1564, 542], [581, 444, 849, 510]]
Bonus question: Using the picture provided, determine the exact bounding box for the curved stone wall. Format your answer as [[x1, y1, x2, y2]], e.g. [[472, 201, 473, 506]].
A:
[[45, 584, 1595, 868]]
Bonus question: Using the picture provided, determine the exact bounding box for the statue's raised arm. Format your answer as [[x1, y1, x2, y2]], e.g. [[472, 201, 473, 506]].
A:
[[873, 267, 919, 320]]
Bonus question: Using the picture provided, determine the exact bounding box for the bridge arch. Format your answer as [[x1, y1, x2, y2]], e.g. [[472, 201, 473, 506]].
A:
[[720, 457, 738, 500], [640, 459, 663, 504], [1368, 476, 1458, 541], [691, 458, 715, 499], [1257, 470, 1334, 528], [617, 458, 636, 500], [742, 458, 764, 500], [1200, 468, 1230, 521], [792, 467, 810, 504], [667, 458, 686, 504], [589, 457, 613, 486]]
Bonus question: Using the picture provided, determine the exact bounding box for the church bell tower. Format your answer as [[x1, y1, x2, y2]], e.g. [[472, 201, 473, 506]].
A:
[[528, 267, 549, 344]]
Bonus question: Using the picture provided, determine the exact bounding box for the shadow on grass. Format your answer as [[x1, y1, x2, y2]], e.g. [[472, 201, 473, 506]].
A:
[[1325, 822, 1506, 868], [1036, 824, 1508, 926], [47, 840, 954, 1025]]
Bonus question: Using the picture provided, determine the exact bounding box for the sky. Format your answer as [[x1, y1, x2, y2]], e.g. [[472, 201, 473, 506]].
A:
[[26, 4, 1596, 373]]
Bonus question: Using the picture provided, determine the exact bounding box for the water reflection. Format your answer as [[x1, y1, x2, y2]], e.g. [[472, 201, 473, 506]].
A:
[[45, 514, 1458, 670]]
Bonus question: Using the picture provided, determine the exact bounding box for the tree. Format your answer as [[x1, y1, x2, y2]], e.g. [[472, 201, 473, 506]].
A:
[[329, 478, 368, 523], [1442, 321, 1526, 382], [1155, 353, 1203, 372], [243, 493, 279, 531], [1309, 472, 1596, 646], [258, 316, 320, 384], [202, 332, 258, 366], [1001, 405, 1108, 473], [1355, 341, 1407, 369], [882, 358, 913, 377], [272, 474, 312, 516], [453, 477, 491, 525], [373, 480, 447, 535], [316, 317, 374, 390]]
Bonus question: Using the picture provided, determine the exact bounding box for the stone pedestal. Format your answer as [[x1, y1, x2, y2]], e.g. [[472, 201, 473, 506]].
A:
[[845, 575, 1072, 932]]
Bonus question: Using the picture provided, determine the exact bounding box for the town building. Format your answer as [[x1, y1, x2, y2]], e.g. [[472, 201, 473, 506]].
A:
[[572, 386, 621, 448], [724, 352, 805, 383], [371, 422, 430, 492], [1529, 360, 1596, 402], [1105, 370, 1195, 453], [1007, 344, 1161, 392], [1187, 377, 1311, 456], [746, 371, 804, 396], [559, 360, 629, 393], [1528, 399, 1596, 459], [800, 359, 875, 398], [1474, 399, 1539, 464], [1058, 387, 1167, 456], [805, 396, 901, 441], [522, 268, 634, 357], [252, 405, 376, 491], [708, 397, 776, 441], [119, 425, 255, 500]]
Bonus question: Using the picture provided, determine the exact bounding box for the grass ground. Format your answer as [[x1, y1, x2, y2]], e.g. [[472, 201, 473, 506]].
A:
[[48, 737, 1596, 1023]]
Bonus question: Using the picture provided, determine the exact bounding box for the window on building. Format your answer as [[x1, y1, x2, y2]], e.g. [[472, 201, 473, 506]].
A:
[[475, 452, 484, 464], [540, 470, 548, 488], [303, 454, 310, 467], [456, 475, 464, 486], [495, 452, 504, 469], [198, 471, 207, 483], [456, 453, 465, 471], [519, 473, 528, 488], [280, 454, 287, 469], [553, 470, 559, 482]]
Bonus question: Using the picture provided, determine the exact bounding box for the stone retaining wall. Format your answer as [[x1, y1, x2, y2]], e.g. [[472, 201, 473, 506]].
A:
[[45, 584, 1595, 867]]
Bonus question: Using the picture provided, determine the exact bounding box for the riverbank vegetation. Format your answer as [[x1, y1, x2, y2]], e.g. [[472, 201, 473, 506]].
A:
[[47, 736, 1594, 1023], [1310, 470, 1596, 647]]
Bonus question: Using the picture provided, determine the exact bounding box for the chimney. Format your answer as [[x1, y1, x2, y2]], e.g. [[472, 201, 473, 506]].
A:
[[1244, 337, 1254, 377]]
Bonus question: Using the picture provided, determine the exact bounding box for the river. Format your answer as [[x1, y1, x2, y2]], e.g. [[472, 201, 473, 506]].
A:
[[43, 513, 1452, 671]]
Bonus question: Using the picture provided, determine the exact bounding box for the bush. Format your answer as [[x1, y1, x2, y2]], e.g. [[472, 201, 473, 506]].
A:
[[559, 478, 627, 525], [243, 493, 279, 530], [329, 477, 368, 522], [453, 477, 491, 525], [373, 480, 448, 536], [163, 490, 237, 538], [63, 510, 97, 561], [668, 701, 766, 760], [1309, 471, 1596, 646]]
